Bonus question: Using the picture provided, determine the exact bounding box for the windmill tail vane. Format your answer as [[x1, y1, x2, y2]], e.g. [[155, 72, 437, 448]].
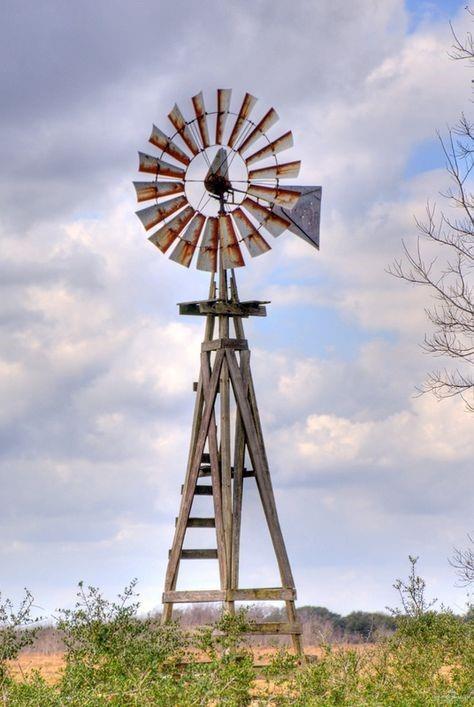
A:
[[133, 89, 321, 657]]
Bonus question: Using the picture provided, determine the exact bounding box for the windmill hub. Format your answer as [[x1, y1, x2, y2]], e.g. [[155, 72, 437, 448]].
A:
[[204, 147, 233, 200]]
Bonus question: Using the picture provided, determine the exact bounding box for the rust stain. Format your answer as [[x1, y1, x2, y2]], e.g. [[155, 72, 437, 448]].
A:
[[215, 88, 232, 145], [232, 208, 271, 257], [135, 196, 188, 231], [238, 107, 279, 154], [196, 217, 219, 271], [247, 185, 301, 209], [170, 213, 206, 268], [228, 92, 258, 149], [138, 151, 185, 179], [248, 160, 301, 180], [241, 197, 290, 237], [245, 131, 294, 167], [149, 125, 191, 165], [168, 103, 199, 156], [191, 92, 210, 149], [219, 214, 245, 269], [133, 180, 184, 203], [148, 205, 195, 252]]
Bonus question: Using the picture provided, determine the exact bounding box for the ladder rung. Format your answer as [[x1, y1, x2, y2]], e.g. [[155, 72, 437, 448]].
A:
[[186, 517, 215, 528], [198, 468, 255, 478], [181, 484, 213, 495], [234, 622, 302, 635], [175, 549, 218, 560], [163, 587, 295, 603]]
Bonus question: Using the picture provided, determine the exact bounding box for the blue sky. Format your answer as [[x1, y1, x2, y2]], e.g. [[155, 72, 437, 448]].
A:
[[0, 0, 472, 618]]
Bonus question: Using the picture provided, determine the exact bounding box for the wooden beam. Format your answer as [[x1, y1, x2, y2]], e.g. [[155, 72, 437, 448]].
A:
[[202, 338, 248, 352], [231, 588, 296, 601], [185, 517, 215, 528], [244, 622, 302, 635], [175, 549, 218, 560], [163, 590, 225, 603], [162, 587, 295, 603]]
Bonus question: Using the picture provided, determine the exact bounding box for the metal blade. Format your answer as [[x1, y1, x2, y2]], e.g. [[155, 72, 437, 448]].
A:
[[238, 108, 279, 154], [228, 92, 257, 149], [241, 196, 290, 237], [149, 125, 191, 165], [248, 160, 301, 180], [168, 103, 199, 156], [148, 205, 195, 253], [191, 92, 210, 149], [232, 208, 271, 257], [247, 185, 301, 209], [271, 186, 322, 250], [169, 213, 206, 268], [135, 196, 188, 231], [133, 181, 184, 203], [245, 131, 294, 166], [196, 217, 218, 271], [219, 214, 245, 269], [138, 152, 185, 179], [207, 147, 229, 179], [215, 88, 232, 144]]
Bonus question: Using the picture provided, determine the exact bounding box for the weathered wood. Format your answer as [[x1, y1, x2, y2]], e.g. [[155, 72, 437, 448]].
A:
[[231, 350, 249, 589], [231, 588, 295, 601], [179, 300, 268, 317], [163, 590, 225, 603], [199, 467, 254, 478], [201, 338, 248, 352], [176, 549, 218, 560], [163, 587, 295, 603], [162, 277, 216, 623], [185, 517, 215, 528], [201, 349, 228, 589], [163, 347, 225, 594], [225, 348, 295, 589], [244, 622, 302, 635], [181, 484, 213, 495]]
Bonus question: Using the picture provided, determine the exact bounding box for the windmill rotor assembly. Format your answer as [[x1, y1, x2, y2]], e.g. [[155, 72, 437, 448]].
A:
[[134, 89, 321, 656]]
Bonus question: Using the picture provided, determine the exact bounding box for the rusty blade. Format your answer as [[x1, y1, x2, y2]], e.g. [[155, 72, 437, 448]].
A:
[[149, 125, 191, 165], [228, 92, 258, 149], [196, 217, 218, 271], [135, 196, 188, 231], [169, 213, 206, 268], [232, 208, 271, 257], [168, 103, 199, 156], [191, 91, 210, 149], [248, 160, 301, 180], [133, 180, 184, 203], [245, 131, 294, 166], [148, 206, 195, 253], [138, 152, 185, 179], [219, 214, 245, 269], [215, 88, 232, 144], [241, 196, 290, 237], [238, 108, 279, 154], [247, 184, 301, 209]]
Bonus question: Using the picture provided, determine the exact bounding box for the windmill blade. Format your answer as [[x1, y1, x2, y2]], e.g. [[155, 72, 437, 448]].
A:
[[191, 92, 210, 149], [148, 205, 195, 253], [219, 214, 245, 269], [135, 196, 188, 231], [168, 103, 199, 156], [138, 152, 185, 179], [133, 181, 184, 203], [169, 213, 206, 268], [248, 161, 301, 180], [241, 196, 290, 237], [232, 208, 271, 257], [196, 217, 218, 271], [245, 131, 294, 166], [272, 186, 322, 250], [149, 125, 191, 165], [247, 185, 301, 209], [228, 92, 258, 149], [238, 108, 279, 154], [215, 88, 232, 144]]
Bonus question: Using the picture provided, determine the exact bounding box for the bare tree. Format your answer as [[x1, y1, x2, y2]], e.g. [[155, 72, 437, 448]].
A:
[[389, 14, 474, 412], [450, 534, 474, 586]]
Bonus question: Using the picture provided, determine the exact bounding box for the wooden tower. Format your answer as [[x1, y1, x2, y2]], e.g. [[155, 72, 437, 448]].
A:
[[133, 89, 321, 657]]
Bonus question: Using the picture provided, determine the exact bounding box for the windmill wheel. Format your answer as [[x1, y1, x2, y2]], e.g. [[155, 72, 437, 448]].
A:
[[134, 89, 304, 272]]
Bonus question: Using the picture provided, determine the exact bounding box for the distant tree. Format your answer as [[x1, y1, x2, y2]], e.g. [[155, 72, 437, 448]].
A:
[[389, 11, 474, 412], [450, 534, 474, 586]]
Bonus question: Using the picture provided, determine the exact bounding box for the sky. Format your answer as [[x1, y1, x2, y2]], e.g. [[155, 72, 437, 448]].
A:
[[1, 0, 473, 618]]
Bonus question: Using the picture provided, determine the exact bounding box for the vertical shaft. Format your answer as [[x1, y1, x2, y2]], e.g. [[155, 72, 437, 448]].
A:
[[218, 219, 233, 612]]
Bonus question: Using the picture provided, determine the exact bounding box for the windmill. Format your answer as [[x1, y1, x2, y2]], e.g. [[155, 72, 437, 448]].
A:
[[134, 90, 321, 656]]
